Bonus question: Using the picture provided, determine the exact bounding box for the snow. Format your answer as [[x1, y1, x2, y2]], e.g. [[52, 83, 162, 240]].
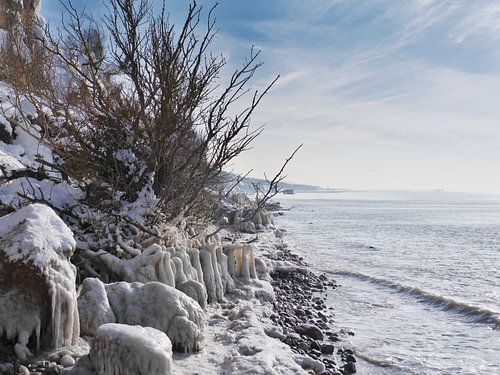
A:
[[0, 177, 83, 209], [90, 323, 173, 375], [78, 279, 206, 353], [0, 204, 79, 357], [0, 203, 76, 272], [0, 147, 25, 176]]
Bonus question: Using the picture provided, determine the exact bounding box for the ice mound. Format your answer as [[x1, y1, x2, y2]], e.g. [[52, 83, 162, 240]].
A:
[[90, 323, 173, 375], [78, 279, 206, 352], [0, 203, 79, 359]]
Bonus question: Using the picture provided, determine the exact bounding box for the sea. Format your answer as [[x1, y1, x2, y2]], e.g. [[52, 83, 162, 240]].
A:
[[276, 191, 500, 375]]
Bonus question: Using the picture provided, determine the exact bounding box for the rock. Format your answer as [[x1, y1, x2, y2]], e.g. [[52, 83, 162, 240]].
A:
[[59, 354, 76, 367], [264, 326, 286, 341], [343, 362, 357, 374], [310, 340, 322, 351], [17, 365, 29, 375], [345, 354, 356, 363], [294, 324, 324, 341], [321, 343, 335, 355], [45, 365, 63, 375], [90, 323, 173, 375], [78, 278, 206, 352], [298, 341, 310, 352], [0, 204, 79, 360]]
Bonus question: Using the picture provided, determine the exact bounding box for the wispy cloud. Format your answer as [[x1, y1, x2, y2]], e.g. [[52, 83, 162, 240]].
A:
[[41, 0, 500, 191]]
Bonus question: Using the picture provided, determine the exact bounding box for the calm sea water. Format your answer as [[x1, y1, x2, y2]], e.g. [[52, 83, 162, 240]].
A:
[[276, 191, 500, 375]]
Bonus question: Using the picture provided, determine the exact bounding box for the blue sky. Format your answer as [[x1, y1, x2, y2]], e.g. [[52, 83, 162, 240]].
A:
[[41, 1, 500, 192]]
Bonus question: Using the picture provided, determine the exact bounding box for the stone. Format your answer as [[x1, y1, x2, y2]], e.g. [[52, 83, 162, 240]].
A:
[[343, 362, 357, 374], [321, 343, 335, 355], [294, 323, 324, 341], [59, 354, 76, 367], [90, 324, 173, 375], [345, 354, 356, 363]]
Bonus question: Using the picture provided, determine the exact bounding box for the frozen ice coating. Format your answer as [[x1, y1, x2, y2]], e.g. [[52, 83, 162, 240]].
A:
[[78, 279, 206, 352], [172, 256, 188, 285], [177, 279, 208, 310], [174, 245, 198, 281], [78, 278, 117, 336], [199, 245, 222, 303], [188, 247, 204, 282], [105, 281, 206, 352], [216, 246, 235, 293], [90, 323, 173, 375], [91, 245, 176, 287], [223, 243, 258, 280], [0, 204, 79, 358]]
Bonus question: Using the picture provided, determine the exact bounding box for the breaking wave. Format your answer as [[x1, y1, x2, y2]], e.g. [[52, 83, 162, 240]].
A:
[[328, 269, 500, 328]]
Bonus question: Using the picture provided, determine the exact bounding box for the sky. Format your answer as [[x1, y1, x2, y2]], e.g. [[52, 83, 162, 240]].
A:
[[40, 1, 500, 193]]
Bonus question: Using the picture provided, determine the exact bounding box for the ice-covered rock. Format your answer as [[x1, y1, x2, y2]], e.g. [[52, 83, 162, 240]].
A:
[[77, 278, 116, 337], [0, 204, 79, 359], [78, 279, 206, 352], [90, 323, 173, 375]]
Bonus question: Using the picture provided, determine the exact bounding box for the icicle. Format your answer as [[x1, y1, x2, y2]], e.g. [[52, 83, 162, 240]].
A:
[[223, 244, 240, 277], [209, 243, 224, 301], [172, 257, 187, 285], [159, 252, 175, 287], [245, 244, 258, 279], [199, 247, 218, 303], [188, 248, 204, 282], [174, 245, 197, 281], [216, 246, 234, 293]]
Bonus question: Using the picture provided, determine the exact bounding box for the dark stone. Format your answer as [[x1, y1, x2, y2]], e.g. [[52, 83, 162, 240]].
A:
[[345, 354, 356, 363], [321, 343, 335, 355], [310, 340, 321, 351], [343, 362, 357, 374], [298, 341, 310, 352], [294, 324, 324, 341]]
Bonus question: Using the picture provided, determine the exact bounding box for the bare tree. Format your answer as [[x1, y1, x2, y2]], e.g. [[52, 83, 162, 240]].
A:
[[252, 144, 303, 213], [4, 0, 279, 222]]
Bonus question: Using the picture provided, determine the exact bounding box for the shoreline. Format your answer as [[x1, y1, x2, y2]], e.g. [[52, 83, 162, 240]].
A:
[[266, 234, 357, 375], [0, 219, 357, 375]]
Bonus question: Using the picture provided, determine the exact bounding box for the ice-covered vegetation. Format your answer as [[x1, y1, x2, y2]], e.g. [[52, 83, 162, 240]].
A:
[[0, 0, 307, 373]]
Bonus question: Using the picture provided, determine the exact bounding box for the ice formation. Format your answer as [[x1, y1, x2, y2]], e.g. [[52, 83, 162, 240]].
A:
[[87, 241, 255, 307], [0, 204, 79, 359], [90, 323, 173, 375], [199, 243, 224, 303], [78, 279, 206, 352], [177, 279, 208, 310], [77, 278, 116, 337], [223, 243, 258, 280]]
